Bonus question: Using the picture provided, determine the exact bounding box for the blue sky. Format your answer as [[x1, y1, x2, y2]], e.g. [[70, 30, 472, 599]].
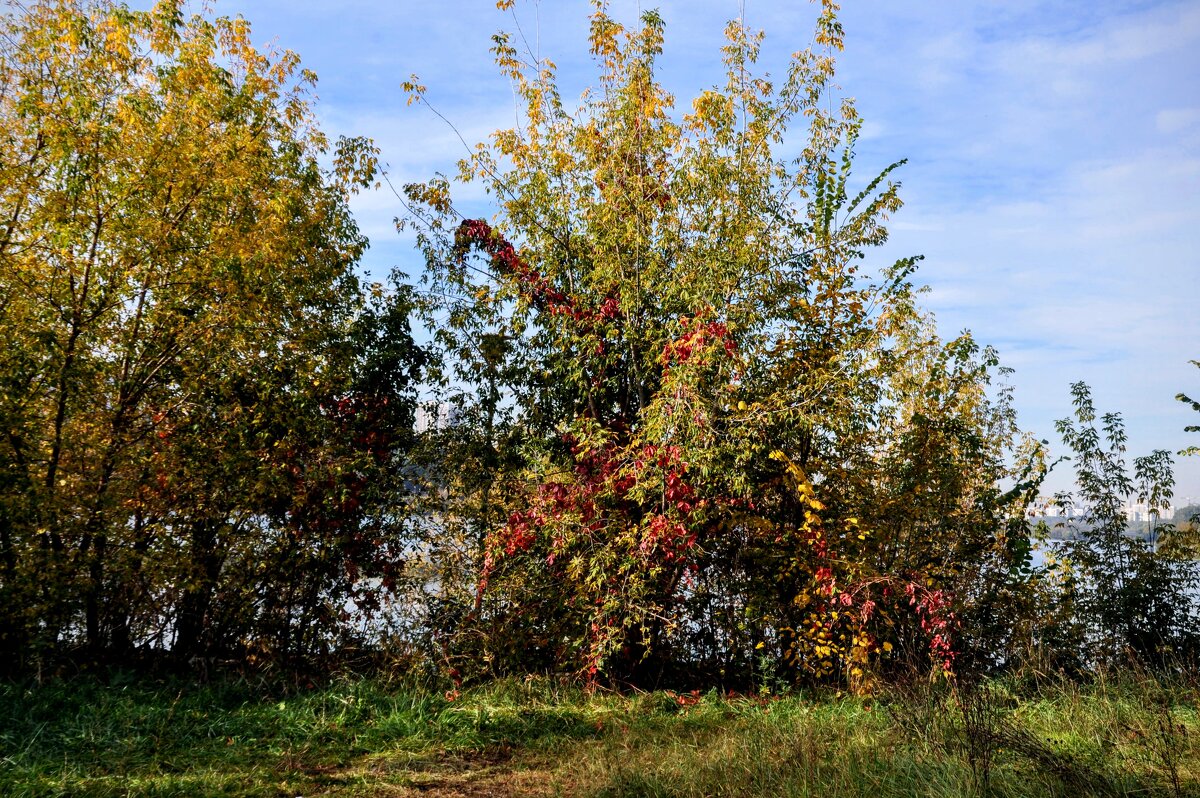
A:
[[170, 0, 1200, 499]]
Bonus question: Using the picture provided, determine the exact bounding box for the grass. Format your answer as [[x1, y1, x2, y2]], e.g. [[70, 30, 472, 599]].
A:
[[1, 671, 1197, 797]]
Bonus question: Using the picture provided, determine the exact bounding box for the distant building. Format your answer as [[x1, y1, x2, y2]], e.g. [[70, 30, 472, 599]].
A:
[[1023, 496, 1183, 524], [1122, 498, 1171, 525], [1026, 496, 1082, 519], [415, 402, 462, 433]]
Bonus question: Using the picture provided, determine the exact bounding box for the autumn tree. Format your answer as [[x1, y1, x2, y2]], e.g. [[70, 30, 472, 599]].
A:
[[0, 0, 423, 667], [401, 0, 1034, 687]]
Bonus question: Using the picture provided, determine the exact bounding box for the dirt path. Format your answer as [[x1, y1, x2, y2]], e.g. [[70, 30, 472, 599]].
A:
[[317, 749, 563, 797]]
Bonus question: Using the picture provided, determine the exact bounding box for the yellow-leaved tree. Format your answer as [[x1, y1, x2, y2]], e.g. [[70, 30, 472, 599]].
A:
[[400, 0, 1041, 689], [0, 0, 424, 667]]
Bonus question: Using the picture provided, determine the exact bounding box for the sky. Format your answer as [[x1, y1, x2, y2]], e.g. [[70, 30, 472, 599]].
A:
[[155, 0, 1199, 499]]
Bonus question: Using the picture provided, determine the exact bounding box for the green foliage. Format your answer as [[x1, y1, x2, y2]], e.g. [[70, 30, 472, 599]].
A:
[[1180, 359, 1200, 457], [401, 0, 1036, 687], [2, 0, 1195, 696], [1048, 383, 1200, 668], [0, 0, 423, 668]]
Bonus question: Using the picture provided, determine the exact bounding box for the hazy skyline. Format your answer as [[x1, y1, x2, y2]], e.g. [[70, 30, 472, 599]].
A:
[[155, 0, 1200, 496]]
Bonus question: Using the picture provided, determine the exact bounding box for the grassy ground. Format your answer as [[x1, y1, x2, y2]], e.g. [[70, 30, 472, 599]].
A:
[[1, 671, 1197, 797]]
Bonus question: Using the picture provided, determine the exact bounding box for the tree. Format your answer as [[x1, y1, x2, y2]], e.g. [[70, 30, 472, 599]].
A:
[[1161, 360, 1200, 558], [1051, 382, 1198, 667], [0, 0, 421, 667], [1179, 359, 1200, 457], [401, 0, 1031, 687]]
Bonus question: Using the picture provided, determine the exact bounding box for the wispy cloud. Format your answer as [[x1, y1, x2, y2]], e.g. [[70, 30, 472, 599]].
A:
[[145, 0, 1200, 493]]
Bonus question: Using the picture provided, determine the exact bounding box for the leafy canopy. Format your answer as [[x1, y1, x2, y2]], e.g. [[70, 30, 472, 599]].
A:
[[402, 0, 1031, 687], [0, 0, 421, 665]]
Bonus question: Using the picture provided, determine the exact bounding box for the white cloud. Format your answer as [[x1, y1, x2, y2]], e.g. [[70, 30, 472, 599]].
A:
[[1013, 2, 1200, 67], [128, 0, 1200, 494], [1156, 107, 1200, 135]]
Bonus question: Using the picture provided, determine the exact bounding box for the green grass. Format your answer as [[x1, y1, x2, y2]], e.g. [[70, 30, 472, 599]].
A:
[[1, 672, 1197, 797]]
